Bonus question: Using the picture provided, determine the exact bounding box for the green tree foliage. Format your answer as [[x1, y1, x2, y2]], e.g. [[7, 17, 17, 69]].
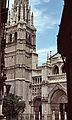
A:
[[3, 93, 25, 120]]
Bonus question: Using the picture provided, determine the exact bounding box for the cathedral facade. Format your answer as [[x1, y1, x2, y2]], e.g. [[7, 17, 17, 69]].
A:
[[5, 0, 67, 119]]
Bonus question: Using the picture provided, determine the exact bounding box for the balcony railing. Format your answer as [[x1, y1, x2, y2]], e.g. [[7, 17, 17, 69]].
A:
[[48, 73, 66, 82]]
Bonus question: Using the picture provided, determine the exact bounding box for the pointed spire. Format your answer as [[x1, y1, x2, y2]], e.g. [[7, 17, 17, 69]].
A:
[[10, 4, 15, 24], [31, 12, 34, 26], [50, 51, 52, 58], [47, 53, 49, 61], [46, 52, 50, 64], [49, 51, 52, 63], [10, 4, 13, 24], [13, 11, 16, 24], [7, 10, 10, 25], [25, 4, 27, 22], [16, 4, 19, 23], [20, 3, 24, 22], [28, 6, 31, 24]]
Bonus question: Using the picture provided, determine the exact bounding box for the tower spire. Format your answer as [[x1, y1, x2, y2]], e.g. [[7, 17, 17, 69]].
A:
[[14, 0, 29, 7]]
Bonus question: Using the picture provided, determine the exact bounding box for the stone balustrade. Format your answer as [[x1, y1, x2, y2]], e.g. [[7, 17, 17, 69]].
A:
[[48, 73, 66, 83], [18, 111, 67, 120]]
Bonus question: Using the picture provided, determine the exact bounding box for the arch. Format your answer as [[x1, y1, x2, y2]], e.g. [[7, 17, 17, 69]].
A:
[[48, 84, 67, 103], [50, 89, 67, 117], [33, 96, 42, 120], [52, 65, 59, 74], [50, 89, 67, 104]]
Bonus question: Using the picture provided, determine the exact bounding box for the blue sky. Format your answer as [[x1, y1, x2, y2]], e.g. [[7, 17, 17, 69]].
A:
[[9, 0, 64, 65]]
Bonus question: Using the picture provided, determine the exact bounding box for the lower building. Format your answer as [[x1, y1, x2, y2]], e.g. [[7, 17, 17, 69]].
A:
[[31, 52, 67, 119]]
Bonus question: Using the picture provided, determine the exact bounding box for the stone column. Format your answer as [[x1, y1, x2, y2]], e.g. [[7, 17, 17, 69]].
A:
[[39, 112, 40, 120], [52, 111, 55, 120], [0, 91, 4, 120], [16, 4, 19, 23], [34, 112, 35, 120], [59, 112, 61, 120], [44, 111, 47, 120], [0, 104, 2, 115], [64, 112, 67, 120]]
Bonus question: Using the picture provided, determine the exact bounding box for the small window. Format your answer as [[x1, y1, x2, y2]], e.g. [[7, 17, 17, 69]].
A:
[[10, 34, 12, 42]]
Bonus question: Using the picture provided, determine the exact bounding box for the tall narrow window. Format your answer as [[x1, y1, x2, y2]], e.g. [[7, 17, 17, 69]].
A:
[[10, 34, 12, 42], [14, 32, 17, 41]]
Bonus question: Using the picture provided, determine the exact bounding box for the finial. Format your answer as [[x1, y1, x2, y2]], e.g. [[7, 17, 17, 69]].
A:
[[7, 10, 10, 25], [47, 52, 49, 60], [50, 51, 52, 58], [49, 51, 52, 63], [46, 52, 50, 64], [31, 12, 34, 25]]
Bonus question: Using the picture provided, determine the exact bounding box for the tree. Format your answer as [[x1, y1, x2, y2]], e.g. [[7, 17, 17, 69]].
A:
[[2, 93, 25, 120]]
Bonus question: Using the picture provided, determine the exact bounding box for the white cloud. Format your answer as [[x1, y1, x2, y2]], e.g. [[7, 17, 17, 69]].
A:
[[30, 1, 59, 32], [37, 47, 57, 65], [30, 0, 50, 6], [32, 8, 58, 32]]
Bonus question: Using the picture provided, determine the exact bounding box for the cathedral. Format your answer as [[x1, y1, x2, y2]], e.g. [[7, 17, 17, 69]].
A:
[[5, 0, 67, 119]]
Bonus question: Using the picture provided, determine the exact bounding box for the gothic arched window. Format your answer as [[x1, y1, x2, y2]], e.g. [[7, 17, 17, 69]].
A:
[[53, 65, 59, 74]]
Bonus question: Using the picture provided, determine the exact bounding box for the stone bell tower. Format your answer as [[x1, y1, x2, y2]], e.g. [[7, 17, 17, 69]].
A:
[[5, 0, 37, 113]]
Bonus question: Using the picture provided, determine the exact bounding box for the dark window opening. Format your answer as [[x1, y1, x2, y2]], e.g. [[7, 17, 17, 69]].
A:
[[53, 65, 59, 74], [35, 88, 36, 92], [10, 34, 12, 42], [14, 32, 17, 41], [28, 35, 31, 42]]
